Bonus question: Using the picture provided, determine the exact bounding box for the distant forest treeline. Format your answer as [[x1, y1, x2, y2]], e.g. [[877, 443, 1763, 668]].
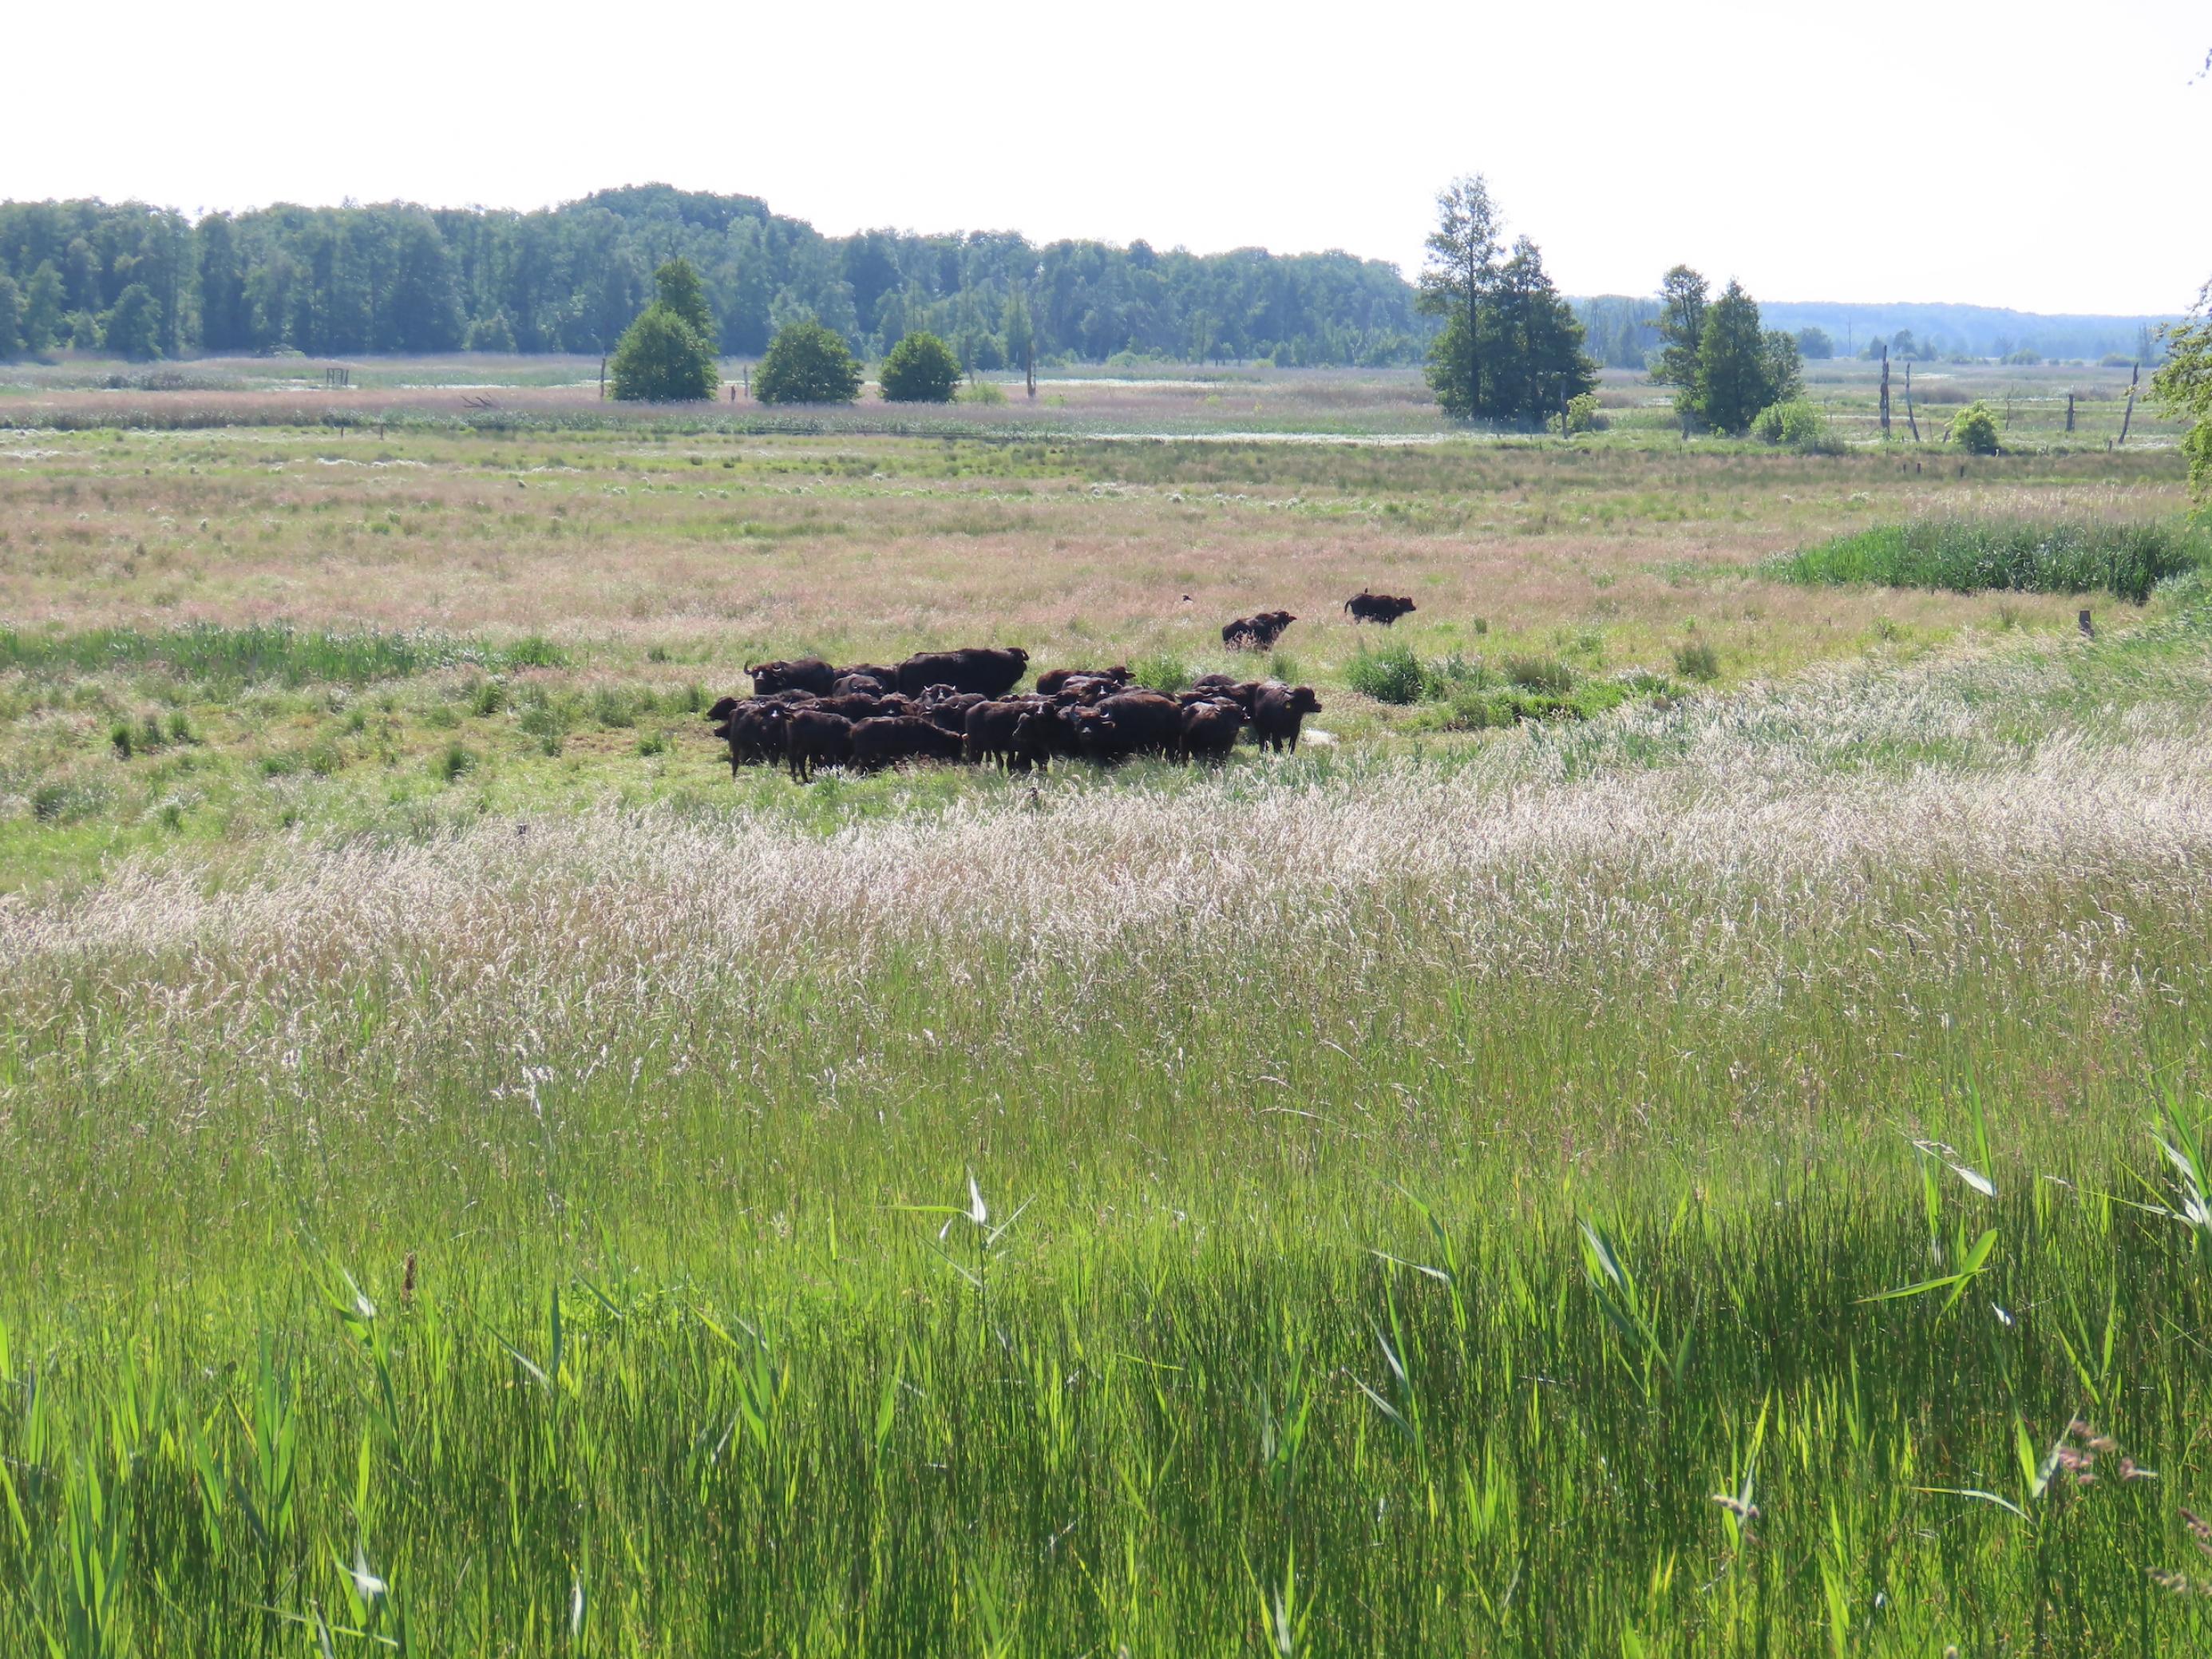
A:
[[0, 185, 1431, 368], [0, 184, 2179, 369]]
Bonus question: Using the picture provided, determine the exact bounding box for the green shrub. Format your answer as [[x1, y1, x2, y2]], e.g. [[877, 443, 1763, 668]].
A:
[[1771, 517, 2209, 604], [109, 721, 133, 758], [1346, 642, 1427, 705], [1952, 401, 2001, 455], [1564, 392, 1607, 434], [1674, 639, 1721, 681], [755, 321, 862, 406], [1751, 399, 1836, 453], [437, 742, 479, 782], [1129, 650, 1191, 695], [608, 305, 719, 403], [879, 332, 964, 404]]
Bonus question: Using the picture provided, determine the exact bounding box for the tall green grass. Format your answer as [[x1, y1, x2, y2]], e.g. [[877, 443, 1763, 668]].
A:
[[1771, 517, 2210, 604], [0, 623, 564, 687]]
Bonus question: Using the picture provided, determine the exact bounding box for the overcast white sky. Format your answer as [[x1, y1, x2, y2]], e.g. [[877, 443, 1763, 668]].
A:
[[9, 0, 2207, 315]]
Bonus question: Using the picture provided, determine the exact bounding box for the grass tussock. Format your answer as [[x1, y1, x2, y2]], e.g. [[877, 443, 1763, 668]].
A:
[[1773, 516, 2210, 604]]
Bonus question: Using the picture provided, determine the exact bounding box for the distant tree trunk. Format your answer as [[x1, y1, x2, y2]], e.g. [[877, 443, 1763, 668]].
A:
[[1879, 346, 1891, 438]]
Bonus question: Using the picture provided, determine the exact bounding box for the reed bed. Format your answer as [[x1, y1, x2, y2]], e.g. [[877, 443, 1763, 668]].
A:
[[1772, 516, 2210, 604]]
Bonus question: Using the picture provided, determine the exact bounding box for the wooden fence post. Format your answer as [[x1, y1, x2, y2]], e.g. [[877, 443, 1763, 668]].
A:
[[2119, 362, 2138, 445], [1904, 361, 1920, 443], [1879, 346, 1891, 438], [2065, 390, 2075, 434]]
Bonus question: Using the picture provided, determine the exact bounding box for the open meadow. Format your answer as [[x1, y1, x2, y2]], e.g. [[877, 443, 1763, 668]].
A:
[[3, 363, 2212, 1654]]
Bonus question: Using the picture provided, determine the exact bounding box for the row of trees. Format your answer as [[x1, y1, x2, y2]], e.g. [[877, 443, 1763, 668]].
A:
[[0, 188, 1432, 366], [605, 258, 965, 405]]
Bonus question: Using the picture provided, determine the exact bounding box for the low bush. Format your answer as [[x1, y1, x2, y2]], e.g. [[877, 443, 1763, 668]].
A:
[[1771, 517, 2210, 604], [1951, 402, 2001, 455], [1345, 641, 1427, 704], [1128, 650, 1192, 695], [1674, 639, 1721, 681], [1751, 399, 1838, 453]]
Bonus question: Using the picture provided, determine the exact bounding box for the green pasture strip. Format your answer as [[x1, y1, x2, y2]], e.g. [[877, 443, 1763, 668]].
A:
[[0, 622, 564, 688]]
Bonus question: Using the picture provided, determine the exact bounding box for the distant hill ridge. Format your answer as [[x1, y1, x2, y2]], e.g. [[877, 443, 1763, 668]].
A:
[[1572, 294, 2178, 368]]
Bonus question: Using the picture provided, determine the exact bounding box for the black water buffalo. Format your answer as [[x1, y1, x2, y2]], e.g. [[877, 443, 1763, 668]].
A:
[[1180, 697, 1245, 761], [850, 715, 965, 770], [896, 647, 1031, 699], [783, 709, 853, 782], [746, 656, 837, 696], [1252, 684, 1323, 754], [964, 699, 1048, 769], [919, 690, 985, 736], [1074, 691, 1182, 762], [1035, 664, 1130, 697], [1222, 611, 1296, 651], [705, 698, 793, 773], [1345, 591, 1417, 625]]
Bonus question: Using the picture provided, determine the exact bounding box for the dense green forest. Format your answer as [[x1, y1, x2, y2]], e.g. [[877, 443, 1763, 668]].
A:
[[0, 185, 1431, 367], [0, 184, 2180, 369]]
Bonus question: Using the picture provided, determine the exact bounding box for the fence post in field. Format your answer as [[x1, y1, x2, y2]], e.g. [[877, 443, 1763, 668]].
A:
[[1879, 346, 1891, 438], [2119, 362, 2138, 445], [1904, 361, 1920, 442], [2065, 390, 2075, 433], [2079, 608, 2095, 639]]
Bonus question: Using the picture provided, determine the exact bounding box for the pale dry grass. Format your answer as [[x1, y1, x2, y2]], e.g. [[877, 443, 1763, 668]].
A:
[[9, 637, 2206, 1109], [2, 428, 2182, 689]]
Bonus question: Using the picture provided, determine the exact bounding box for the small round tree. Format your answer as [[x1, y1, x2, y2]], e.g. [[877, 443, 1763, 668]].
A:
[[879, 331, 963, 403], [754, 321, 861, 406], [610, 305, 718, 402], [1952, 401, 2000, 456]]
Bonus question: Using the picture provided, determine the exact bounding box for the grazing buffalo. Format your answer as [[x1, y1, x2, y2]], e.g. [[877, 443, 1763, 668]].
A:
[[783, 709, 853, 782], [896, 647, 1031, 699], [746, 656, 837, 696], [919, 690, 985, 736], [1035, 664, 1130, 697], [1074, 691, 1183, 762], [1345, 591, 1417, 625], [851, 715, 965, 770], [964, 698, 1047, 770], [705, 698, 793, 773], [817, 692, 892, 722], [835, 663, 900, 692], [1180, 697, 1245, 762], [1252, 684, 1323, 754], [1222, 611, 1296, 651]]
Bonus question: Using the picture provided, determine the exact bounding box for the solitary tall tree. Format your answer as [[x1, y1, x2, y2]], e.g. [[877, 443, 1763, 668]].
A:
[[1649, 265, 1709, 425], [1419, 176, 1502, 420], [1695, 282, 1772, 435]]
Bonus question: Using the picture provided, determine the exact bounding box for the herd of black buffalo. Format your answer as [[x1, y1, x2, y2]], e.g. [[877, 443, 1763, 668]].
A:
[[702, 593, 1416, 783]]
